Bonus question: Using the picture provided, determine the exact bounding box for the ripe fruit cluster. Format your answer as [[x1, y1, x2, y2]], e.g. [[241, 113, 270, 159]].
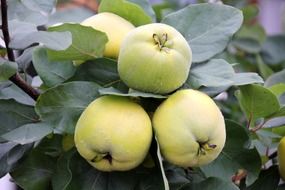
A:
[[74, 12, 226, 172]]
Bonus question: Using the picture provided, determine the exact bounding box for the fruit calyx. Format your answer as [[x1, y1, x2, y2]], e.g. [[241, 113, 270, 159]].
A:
[[152, 33, 171, 52], [91, 152, 113, 164], [197, 141, 217, 156]]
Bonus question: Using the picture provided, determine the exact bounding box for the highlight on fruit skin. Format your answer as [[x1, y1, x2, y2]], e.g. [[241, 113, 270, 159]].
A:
[[81, 12, 135, 59], [118, 23, 192, 94], [74, 95, 152, 172], [278, 136, 285, 180], [153, 89, 226, 167]]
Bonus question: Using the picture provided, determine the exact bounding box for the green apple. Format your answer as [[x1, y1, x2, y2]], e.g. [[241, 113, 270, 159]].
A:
[[118, 23, 192, 94], [153, 89, 226, 167], [74, 95, 152, 171], [278, 136, 285, 180], [81, 12, 135, 58]]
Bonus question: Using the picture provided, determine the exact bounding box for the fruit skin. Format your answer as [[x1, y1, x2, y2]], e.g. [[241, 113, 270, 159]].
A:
[[278, 136, 285, 180], [153, 89, 226, 167], [81, 12, 135, 58], [118, 23, 192, 94], [74, 95, 152, 172]]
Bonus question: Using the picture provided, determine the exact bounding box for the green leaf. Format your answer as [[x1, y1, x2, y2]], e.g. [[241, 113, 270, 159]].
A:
[[256, 54, 274, 79], [187, 59, 235, 89], [0, 82, 35, 105], [265, 69, 285, 88], [179, 177, 239, 190], [127, 0, 156, 22], [162, 3, 243, 62], [99, 87, 167, 99], [0, 142, 33, 178], [0, 99, 39, 137], [268, 84, 285, 97], [70, 58, 119, 87], [269, 107, 285, 118], [201, 120, 261, 186], [35, 82, 101, 134], [233, 24, 266, 53], [0, 60, 17, 81], [1, 123, 52, 145], [47, 23, 108, 61], [231, 38, 261, 54], [246, 166, 280, 190], [231, 73, 264, 86], [33, 47, 76, 87], [235, 84, 280, 120], [98, 0, 153, 26], [9, 31, 72, 50], [186, 59, 263, 89], [261, 35, 285, 64], [11, 150, 56, 190]]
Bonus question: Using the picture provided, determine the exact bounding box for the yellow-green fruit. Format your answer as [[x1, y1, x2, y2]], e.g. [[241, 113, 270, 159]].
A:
[[153, 89, 226, 167], [118, 23, 192, 94], [74, 95, 152, 172], [278, 136, 285, 180], [81, 12, 135, 58]]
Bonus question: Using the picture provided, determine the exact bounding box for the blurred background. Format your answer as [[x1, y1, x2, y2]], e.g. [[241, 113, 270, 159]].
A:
[[0, 0, 285, 189]]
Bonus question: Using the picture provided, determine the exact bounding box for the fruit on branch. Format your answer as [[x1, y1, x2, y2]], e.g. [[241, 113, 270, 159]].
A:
[[278, 136, 285, 180], [74, 95, 152, 172], [153, 89, 226, 167], [118, 23, 192, 94], [81, 12, 135, 58]]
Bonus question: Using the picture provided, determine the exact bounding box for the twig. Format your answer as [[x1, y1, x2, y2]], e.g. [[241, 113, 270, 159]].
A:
[[1, 0, 40, 100], [250, 119, 267, 132]]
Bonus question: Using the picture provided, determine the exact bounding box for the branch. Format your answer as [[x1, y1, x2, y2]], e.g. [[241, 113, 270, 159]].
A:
[[1, 0, 40, 100]]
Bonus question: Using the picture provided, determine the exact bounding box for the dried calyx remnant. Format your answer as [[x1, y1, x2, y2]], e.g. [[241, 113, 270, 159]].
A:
[[91, 152, 113, 164], [197, 141, 217, 155], [152, 33, 172, 52]]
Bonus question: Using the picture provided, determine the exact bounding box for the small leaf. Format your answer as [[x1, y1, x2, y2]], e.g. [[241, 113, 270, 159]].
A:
[[11, 150, 56, 190], [35, 82, 101, 134], [162, 3, 243, 62], [1, 123, 52, 145], [9, 31, 72, 50], [99, 87, 167, 99], [235, 84, 280, 120], [0, 60, 18, 81], [33, 47, 76, 87], [47, 23, 108, 61], [98, 0, 153, 26]]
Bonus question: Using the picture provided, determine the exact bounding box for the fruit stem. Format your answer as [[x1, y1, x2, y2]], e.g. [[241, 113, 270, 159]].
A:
[[152, 33, 170, 52], [91, 152, 112, 164], [197, 142, 217, 155]]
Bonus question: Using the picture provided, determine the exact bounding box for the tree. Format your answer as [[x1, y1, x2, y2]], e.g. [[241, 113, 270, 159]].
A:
[[0, 0, 285, 189]]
